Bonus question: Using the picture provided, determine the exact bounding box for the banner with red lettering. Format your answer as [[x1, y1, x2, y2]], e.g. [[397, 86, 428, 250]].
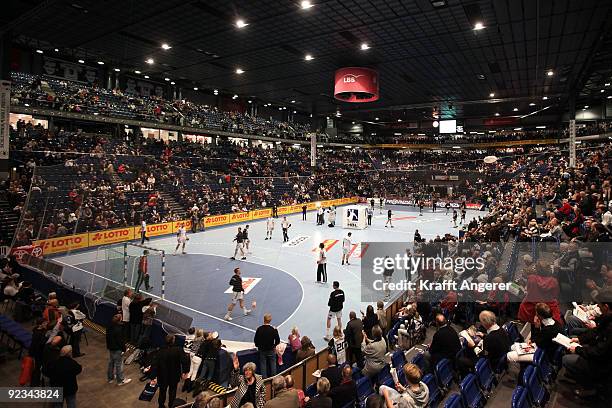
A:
[[89, 227, 135, 246], [34, 233, 89, 255]]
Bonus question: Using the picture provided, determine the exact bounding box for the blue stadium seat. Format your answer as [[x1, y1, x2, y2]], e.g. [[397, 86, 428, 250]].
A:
[[305, 382, 317, 398], [511, 386, 529, 408], [435, 359, 454, 391], [392, 349, 406, 370], [411, 352, 426, 372], [443, 393, 463, 408], [377, 365, 394, 387], [459, 374, 485, 408], [356, 376, 374, 405], [522, 365, 549, 407], [551, 345, 564, 368], [475, 358, 496, 393], [503, 322, 522, 343], [423, 373, 442, 408], [493, 354, 508, 377], [533, 348, 556, 384]]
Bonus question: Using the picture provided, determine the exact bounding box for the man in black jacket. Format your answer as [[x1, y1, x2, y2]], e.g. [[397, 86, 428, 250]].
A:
[[425, 314, 461, 372], [328, 365, 358, 408], [153, 334, 190, 408], [47, 345, 82, 408], [254, 313, 280, 378], [106, 313, 132, 385], [479, 310, 511, 365], [344, 311, 364, 365], [321, 354, 342, 389]]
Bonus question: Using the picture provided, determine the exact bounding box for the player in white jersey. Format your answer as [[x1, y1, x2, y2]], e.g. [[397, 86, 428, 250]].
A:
[[341, 232, 352, 265], [265, 217, 274, 240], [174, 223, 189, 255]]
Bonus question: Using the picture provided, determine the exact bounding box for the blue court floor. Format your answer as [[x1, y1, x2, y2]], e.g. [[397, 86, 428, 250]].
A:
[[51, 205, 478, 347]]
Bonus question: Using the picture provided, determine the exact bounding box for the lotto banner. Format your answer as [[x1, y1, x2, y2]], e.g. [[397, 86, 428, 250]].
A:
[[89, 227, 135, 246], [229, 211, 252, 223], [172, 220, 192, 233], [307, 202, 317, 210], [277, 205, 292, 215], [34, 233, 89, 255], [251, 208, 272, 220], [289, 204, 304, 213], [137, 222, 173, 238], [205, 214, 229, 227]]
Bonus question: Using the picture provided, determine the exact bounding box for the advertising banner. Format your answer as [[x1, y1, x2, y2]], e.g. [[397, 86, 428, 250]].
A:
[[42, 56, 100, 84], [34, 233, 89, 255], [251, 208, 272, 220], [138, 222, 173, 238], [0, 80, 10, 160], [10, 244, 43, 263], [229, 212, 252, 224], [204, 214, 229, 227], [172, 220, 192, 233], [307, 202, 318, 210], [277, 206, 292, 215], [89, 227, 135, 246]]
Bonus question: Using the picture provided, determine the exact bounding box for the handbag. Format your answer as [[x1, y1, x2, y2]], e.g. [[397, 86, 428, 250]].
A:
[[138, 379, 158, 401]]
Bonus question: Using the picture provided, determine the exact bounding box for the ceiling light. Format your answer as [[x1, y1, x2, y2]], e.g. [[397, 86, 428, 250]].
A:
[[293, 110, 297, 114], [304, 54, 314, 61], [352, 121, 355, 124], [235, 19, 248, 29], [546, 70, 554, 76], [336, 112, 341, 117], [489, 92, 495, 97], [300, 0, 314, 9], [494, 113, 500, 116], [35, 49, 43, 54], [605, 83, 611, 86], [144, 75, 149, 79], [170, 81, 175, 85], [164, 77, 170, 81], [78, 59, 85, 64], [161, 43, 172, 50], [193, 87, 198, 91], [430, 0, 448, 8], [235, 68, 244, 74], [536, 125, 546, 129], [608, 95, 612, 99], [291, 100, 296, 103], [279, 107, 283, 111], [134, 70, 141, 74], [601, 89, 605, 93], [529, 102, 536, 106], [514, 128, 522, 131], [54, 48, 59, 52], [473, 22, 485, 30], [114, 68, 120, 72], [584, 105, 589, 109], [397, 119, 402, 122], [433, 121, 439, 128], [282, 107, 287, 110], [513, 107, 518, 112], [233, 94, 238, 99], [360, 43, 370, 51], [146, 58, 154, 64], [213, 89, 218, 95], [542, 96, 548, 100], [97, 61, 104, 65]]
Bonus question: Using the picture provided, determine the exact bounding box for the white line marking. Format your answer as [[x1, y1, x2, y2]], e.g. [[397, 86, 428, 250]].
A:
[[53, 258, 257, 333]]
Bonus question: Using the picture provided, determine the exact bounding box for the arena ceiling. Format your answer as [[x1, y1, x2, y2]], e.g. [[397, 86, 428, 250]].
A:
[[4, 0, 612, 123]]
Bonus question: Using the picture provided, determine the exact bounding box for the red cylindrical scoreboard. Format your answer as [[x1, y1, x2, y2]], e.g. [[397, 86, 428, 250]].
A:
[[334, 67, 379, 103]]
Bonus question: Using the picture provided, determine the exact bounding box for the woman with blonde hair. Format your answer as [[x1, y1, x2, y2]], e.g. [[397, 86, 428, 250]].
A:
[[327, 325, 347, 365], [288, 326, 301, 352], [184, 329, 206, 392]]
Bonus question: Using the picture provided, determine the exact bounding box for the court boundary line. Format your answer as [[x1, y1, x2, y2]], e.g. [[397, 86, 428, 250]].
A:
[[52, 258, 257, 333]]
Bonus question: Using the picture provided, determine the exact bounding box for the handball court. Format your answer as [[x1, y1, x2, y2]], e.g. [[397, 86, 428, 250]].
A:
[[51, 205, 469, 347]]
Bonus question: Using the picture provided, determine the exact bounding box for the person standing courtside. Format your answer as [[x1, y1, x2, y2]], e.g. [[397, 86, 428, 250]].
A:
[[152, 335, 190, 408], [134, 250, 152, 293], [254, 313, 280, 379], [224, 268, 251, 321], [324, 281, 345, 341], [302, 204, 307, 221], [265, 217, 275, 240], [316, 243, 328, 284], [140, 219, 149, 244], [231, 227, 247, 260], [385, 209, 394, 228], [281, 216, 291, 242], [341, 232, 352, 265], [366, 206, 373, 226]]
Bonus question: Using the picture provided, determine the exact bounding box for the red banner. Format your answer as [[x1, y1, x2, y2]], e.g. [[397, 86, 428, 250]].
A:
[[10, 245, 43, 263]]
